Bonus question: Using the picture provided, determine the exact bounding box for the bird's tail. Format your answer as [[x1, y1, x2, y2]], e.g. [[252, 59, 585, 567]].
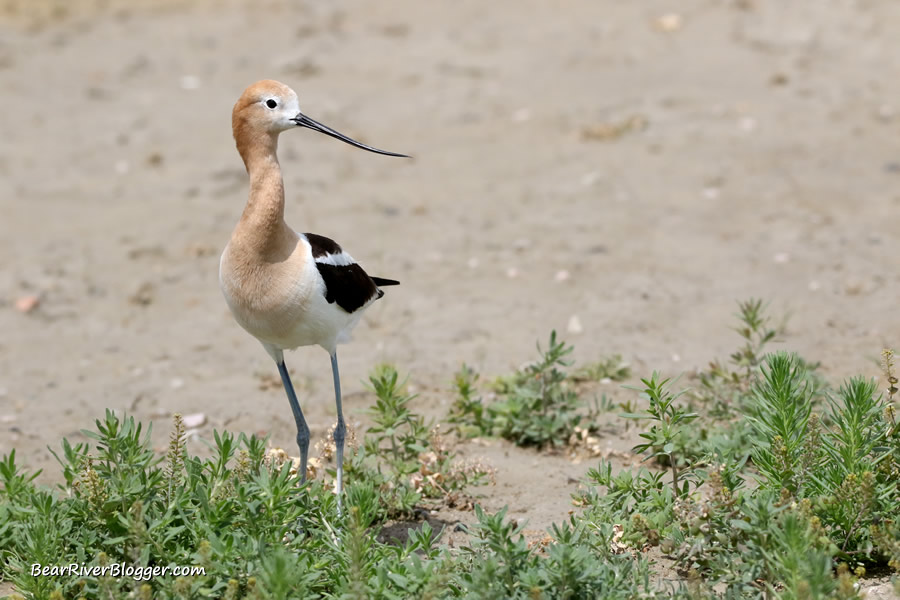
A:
[[371, 277, 400, 286]]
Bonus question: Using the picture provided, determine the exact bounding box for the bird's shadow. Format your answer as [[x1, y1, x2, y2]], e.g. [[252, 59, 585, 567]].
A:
[[376, 510, 459, 546]]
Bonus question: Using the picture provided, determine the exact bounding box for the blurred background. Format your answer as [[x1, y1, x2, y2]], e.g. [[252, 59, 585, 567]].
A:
[[1, 0, 899, 480]]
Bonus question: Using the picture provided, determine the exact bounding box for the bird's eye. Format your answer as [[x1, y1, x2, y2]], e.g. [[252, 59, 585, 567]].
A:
[[266, 99, 278, 109]]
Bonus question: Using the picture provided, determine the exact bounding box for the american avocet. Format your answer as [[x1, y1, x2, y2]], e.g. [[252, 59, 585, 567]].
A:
[[220, 80, 408, 512]]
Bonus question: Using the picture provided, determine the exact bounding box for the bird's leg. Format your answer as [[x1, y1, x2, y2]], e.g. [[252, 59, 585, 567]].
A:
[[330, 352, 346, 516], [277, 360, 309, 483]]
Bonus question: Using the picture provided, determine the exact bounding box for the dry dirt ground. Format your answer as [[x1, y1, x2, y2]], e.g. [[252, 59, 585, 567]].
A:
[[1, 0, 899, 595]]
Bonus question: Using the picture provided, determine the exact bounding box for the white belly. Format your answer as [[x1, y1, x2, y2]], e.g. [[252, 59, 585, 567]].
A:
[[219, 240, 362, 356]]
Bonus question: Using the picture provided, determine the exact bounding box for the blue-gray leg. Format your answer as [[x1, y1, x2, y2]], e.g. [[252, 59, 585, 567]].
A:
[[330, 352, 346, 515], [277, 360, 310, 483]]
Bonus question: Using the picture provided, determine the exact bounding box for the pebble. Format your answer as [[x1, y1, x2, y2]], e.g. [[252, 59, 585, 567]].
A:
[[182, 413, 207, 429], [844, 280, 866, 296], [808, 280, 821, 291], [14, 295, 40, 313], [653, 13, 683, 32], [129, 282, 155, 305], [702, 187, 720, 200], [555, 270, 570, 282], [567, 315, 583, 334], [506, 267, 519, 279], [170, 377, 185, 390], [738, 116, 758, 132], [773, 252, 790, 263], [876, 104, 895, 122], [672, 353, 681, 362], [467, 257, 479, 269]]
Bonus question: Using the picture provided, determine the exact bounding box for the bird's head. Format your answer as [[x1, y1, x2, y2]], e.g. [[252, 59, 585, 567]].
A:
[[232, 79, 409, 157]]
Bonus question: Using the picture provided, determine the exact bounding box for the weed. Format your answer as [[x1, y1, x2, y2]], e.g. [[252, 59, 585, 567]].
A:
[[448, 331, 601, 449], [624, 373, 698, 497], [572, 354, 631, 383], [3, 322, 899, 598], [343, 366, 493, 519], [748, 352, 816, 494]]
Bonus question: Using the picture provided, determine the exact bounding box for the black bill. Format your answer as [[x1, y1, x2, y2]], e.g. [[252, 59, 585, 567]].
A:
[[292, 113, 409, 158]]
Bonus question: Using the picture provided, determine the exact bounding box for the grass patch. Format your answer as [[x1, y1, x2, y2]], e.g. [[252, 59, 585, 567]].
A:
[[1, 301, 899, 598], [447, 331, 615, 448]]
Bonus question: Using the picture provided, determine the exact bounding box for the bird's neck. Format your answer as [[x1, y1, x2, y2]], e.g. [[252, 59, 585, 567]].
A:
[[234, 133, 295, 256]]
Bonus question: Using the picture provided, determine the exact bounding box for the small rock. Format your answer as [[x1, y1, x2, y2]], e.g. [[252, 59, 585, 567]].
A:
[[0, 415, 16, 424], [170, 378, 185, 390], [506, 267, 519, 279], [581, 115, 647, 141], [653, 13, 683, 32], [467, 257, 479, 269], [182, 412, 206, 428], [555, 270, 570, 282], [567, 315, 583, 334], [876, 104, 895, 122], [14, 295, 40, 313], [672, 353, 681, 362], [808, 280, 821, 291], [129, 282, 155, 305], [114, 159, 129, 175], [738, 116, 758, 132], [844, 280, 866, 296], [702, 187, 720, 200], [773, 252, 790, 264]]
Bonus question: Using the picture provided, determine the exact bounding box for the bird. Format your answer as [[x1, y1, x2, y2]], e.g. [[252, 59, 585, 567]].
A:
[[219, 80, 408, 513]]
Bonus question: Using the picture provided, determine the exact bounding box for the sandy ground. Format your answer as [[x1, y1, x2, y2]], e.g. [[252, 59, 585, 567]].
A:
[[2, 0, 900, 592]]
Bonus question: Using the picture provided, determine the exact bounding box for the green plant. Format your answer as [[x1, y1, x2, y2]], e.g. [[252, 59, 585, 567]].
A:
[[747, 352, 816, 494], [572, 355, 631, 383], [624, 373, 698, 497], [447, 365, 488, 438], [4, 312, 900, 598], [344, 365, 492, 519], [579, 459, 674, 547], [448, 331, 601, 448]]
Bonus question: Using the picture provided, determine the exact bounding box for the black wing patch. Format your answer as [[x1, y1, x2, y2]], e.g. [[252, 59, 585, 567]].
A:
[[305, 233, 343, 258], [315, 262, 381, 313], [305, 232, 398, 313]]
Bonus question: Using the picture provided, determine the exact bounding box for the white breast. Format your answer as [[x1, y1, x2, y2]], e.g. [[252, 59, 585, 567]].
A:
[[219, 236, 363, 357]]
